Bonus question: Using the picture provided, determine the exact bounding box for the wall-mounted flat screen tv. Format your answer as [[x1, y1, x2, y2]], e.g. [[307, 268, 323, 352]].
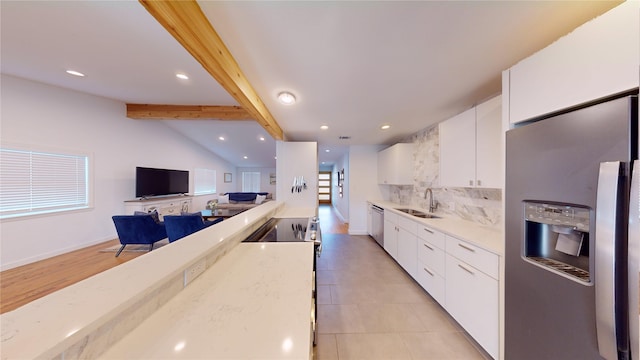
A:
[[135, 166, 189, 198]]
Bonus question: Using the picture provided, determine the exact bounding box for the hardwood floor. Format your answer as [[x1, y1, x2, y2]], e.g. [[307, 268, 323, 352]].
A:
[[0, 239, 146, 314], [0, 204, 348, 314]]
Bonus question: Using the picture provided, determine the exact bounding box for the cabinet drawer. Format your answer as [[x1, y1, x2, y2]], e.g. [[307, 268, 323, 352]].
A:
[[445, 236, 498, 279], [417, 225, 445, 249], [416, 260, 445, 306], [417, 239, 445, 276], [397, 215, 417, 235]]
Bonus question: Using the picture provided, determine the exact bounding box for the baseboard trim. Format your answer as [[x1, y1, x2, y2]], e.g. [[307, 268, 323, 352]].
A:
[[1, 236, 115, 272]]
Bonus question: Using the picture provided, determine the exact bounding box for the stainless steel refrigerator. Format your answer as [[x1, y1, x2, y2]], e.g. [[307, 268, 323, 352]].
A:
[[505, 94, 639, 360]]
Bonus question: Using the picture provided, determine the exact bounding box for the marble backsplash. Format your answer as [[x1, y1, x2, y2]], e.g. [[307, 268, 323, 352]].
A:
[[388, 125, 502, 228]]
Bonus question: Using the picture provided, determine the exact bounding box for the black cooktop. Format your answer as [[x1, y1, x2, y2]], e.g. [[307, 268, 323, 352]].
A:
[[242, 217, 309, 243]]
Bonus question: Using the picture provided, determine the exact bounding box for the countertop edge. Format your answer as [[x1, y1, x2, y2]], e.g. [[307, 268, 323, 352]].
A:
[[369, 200, 504, 256]]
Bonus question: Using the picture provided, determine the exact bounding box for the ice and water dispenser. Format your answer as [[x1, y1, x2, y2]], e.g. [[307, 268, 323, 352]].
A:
[[523, 202, 592, 284]]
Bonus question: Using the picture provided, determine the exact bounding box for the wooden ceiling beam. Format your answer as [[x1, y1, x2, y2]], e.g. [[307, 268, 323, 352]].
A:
[[139, 0, 284, 140], [127, 104, 253, 120]]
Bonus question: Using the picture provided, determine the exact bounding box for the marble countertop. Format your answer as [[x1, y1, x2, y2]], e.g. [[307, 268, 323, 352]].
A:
[[370, 200, 504, 255], [100, 242, 314, 359]]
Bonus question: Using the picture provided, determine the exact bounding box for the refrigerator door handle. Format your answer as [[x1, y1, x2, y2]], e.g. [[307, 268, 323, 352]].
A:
[[629, 160, 639, 360], [595, 161, 622, 360]]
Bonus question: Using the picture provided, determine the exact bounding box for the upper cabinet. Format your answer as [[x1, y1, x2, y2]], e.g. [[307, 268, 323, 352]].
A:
[[378, 143, 415, 185], [439, 95, 502, 189], [475, 95, 502, 188], [507, 1, 639, 124], [439, 108, 476, 188]]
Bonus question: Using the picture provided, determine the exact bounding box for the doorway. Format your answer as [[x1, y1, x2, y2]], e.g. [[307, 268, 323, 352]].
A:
[[318, 171, 331, 204]]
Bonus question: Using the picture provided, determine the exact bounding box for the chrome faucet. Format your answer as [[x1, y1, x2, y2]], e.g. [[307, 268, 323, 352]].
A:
[[424, 188, 438, 213]]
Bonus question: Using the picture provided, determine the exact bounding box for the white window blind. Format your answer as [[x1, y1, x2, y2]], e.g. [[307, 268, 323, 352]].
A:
[[194, 168, 216, 195], [0, 148, 89, 218], [242, 172, 260, 192]]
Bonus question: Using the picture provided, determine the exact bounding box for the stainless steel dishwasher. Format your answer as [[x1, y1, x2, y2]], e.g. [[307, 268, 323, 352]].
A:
[[371, 205, 384, 247]]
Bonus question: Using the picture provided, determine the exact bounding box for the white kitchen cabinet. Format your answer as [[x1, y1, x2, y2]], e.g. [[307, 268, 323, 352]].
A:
[[377, 206, 501, 359], [475, 95, 502, 189], [367, 202, 373, 236], [396, 216, 418, 278], [377, 143, 415, 185], [124, 196, 192, 220], [445, 236, 499, 359], [439, 95, 502, 189], [416, 224, 446, 306], [439, 108, 475, 188], [383, 211, 398, 260], [508, 2, 639, 124]]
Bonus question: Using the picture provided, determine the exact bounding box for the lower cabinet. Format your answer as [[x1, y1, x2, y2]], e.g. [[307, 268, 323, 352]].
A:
[[445, 237, 499, 359], [381, 211, 500, 359], [396, 223, 417, 279], [383, 212, 398, 260], [416, 224, 446, 306]]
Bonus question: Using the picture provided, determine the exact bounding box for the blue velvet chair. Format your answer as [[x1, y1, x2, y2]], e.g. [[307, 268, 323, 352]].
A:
[[164, 214, 223, 243], [112, 215, 168, 257]]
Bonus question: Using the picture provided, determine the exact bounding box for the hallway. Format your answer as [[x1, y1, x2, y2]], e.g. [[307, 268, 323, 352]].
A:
[[314, 205, 488, 359]]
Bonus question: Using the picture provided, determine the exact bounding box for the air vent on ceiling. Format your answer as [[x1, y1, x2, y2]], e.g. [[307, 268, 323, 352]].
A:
[[338, 136, 351, 140]]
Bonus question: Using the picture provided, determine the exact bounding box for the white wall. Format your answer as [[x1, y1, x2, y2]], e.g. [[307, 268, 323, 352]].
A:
[[276, 141, 318, 211], [331, 153, 349, 222], [0, 75, 236, 270], [348, 145, 385, 235], [235, 167, 277, 196]]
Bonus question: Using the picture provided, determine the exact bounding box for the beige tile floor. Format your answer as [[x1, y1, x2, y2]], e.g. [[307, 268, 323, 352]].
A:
[[313, 233, 491, 360]]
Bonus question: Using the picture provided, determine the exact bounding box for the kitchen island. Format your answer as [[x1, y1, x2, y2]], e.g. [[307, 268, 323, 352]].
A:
[[1, 201, 316, 359], [101, 242, 314, 359]]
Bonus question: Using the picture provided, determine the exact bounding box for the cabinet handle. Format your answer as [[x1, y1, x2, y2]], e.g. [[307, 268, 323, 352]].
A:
[[458, 263, 475, 275], [457, 243, 475, 252], [477, 180, 482, 186], [423, 267, 435, 276], [422, 227, 434, 234], [469, 180, 474, 186], [423, 243, 434, 251]]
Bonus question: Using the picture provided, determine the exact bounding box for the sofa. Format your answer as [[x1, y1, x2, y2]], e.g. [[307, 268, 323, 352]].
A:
[[210, 192, 272, 211]]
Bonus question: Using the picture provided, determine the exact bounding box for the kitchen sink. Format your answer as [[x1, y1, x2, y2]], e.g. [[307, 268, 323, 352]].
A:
[[395, 208, 440, 219]]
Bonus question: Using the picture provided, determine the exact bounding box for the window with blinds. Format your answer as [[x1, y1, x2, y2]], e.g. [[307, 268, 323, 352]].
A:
[[242, 172, 260, 192], [0, 148, 89, 219], [194, 168, 216, 195]]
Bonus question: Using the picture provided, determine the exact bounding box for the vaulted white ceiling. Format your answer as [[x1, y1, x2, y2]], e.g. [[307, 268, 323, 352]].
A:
[[0, 0, 620, 168]]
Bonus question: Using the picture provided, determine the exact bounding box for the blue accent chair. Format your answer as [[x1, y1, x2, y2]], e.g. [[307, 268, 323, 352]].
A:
[[164, 214, 223, 243], [112, 215, 168, 257]]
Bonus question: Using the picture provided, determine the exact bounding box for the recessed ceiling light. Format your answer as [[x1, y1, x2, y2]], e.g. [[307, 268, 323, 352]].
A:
[[176, 73, 189, 80], [243, 156, 248, 159], [259, 136, 265, 141], [219, 136, 225, 141], [277, 91, 296, 105], [381, 124, 391, 130], [325, 149, 330, 153], [66, 70, 85, 77], [320, 125, 329, 130]]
